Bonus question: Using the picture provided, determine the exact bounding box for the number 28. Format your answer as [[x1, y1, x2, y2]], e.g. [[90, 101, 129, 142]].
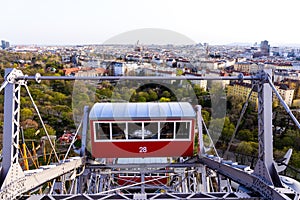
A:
[[139, 146, 147, 153]]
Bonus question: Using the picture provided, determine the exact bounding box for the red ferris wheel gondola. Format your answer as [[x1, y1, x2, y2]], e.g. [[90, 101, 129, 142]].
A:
[[89, 102, 196, 158]]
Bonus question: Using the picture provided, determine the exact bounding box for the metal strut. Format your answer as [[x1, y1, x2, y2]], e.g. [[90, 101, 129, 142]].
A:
[[267, 75, 300, 130], [0, 69, 85, 199], [253, 69, 283, 188], [0, 69, 25, 188]]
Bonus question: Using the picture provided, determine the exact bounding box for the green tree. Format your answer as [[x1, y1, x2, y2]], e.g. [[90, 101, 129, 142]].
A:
[[176, 69, 183, 76], [52, 92, 67, 104], [159, 97, 170, 102], [137, 91, 149, 101], [220, 117, 235, 145], [23, 128, 39, 139], [291, 150, 300, 169], [161, 91, 171, 98], [227, 95, 245, 124], [237, 141, 253, 155], [201, 109, 210, 125], [40, 124, 56, 136], [137, 96, 147, 102], [237, 129, 254, 141], [21, 108, 34, 121], [148, 89, 158, 101]]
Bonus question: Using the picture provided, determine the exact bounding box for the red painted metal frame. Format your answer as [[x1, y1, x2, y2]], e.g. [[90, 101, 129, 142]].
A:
[[90, 119, 195, 158]]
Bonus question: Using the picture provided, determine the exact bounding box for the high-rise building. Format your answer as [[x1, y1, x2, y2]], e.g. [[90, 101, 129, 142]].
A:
[[5, 41, 9, 49], [1, 40, 5, 49], [1, 40, 9, 49], [260, 40, 270, 56]]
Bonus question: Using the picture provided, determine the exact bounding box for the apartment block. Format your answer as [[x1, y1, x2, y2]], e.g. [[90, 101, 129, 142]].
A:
[[227, 81, 294, 108]]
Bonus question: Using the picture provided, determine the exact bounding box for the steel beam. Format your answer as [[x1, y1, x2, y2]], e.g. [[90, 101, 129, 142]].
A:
[[20, 192, 258, 199], [0, 157, 83, 199], [1, 69, 24, 188], [198, 156, 298, 200], [17, 74, 259, 81], [254, 69, 283, 187]]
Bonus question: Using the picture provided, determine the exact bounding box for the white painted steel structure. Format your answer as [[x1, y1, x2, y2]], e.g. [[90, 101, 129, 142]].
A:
[[0, 69, 299, 199]]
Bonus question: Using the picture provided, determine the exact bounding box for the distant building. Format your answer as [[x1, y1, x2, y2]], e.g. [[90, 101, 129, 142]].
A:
[[5, 41, 10, 49], [227, 81, 294, 108], [63, 67, 81, 76], [61, 55, 71, 63], [265, 62, 293, 71], [227, 82, 259, 107], [1, 40, 5, 49], [200, 60, 219, 70], [71, 54, 79, 66], [260, 40, 270, 56], [270, 46, 280, 57], [233, 62, 259, 74], [274, 84, 294, 107], [182, 72, 207, 91], [1, 40, 10, 49], [63, 67, 106, 77], [76, 68, 106, 77], [143, 65, 177, 84]]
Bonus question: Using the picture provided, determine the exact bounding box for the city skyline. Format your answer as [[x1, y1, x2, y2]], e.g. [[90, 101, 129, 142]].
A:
[[1, 0, 300, 46]]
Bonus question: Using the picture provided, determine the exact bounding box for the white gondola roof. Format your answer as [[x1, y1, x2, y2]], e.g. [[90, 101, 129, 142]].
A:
[[89, 102, 195, 120]]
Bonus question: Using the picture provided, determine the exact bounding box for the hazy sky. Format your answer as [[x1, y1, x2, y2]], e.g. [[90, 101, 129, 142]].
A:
[[1, 0, 300, 45]]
